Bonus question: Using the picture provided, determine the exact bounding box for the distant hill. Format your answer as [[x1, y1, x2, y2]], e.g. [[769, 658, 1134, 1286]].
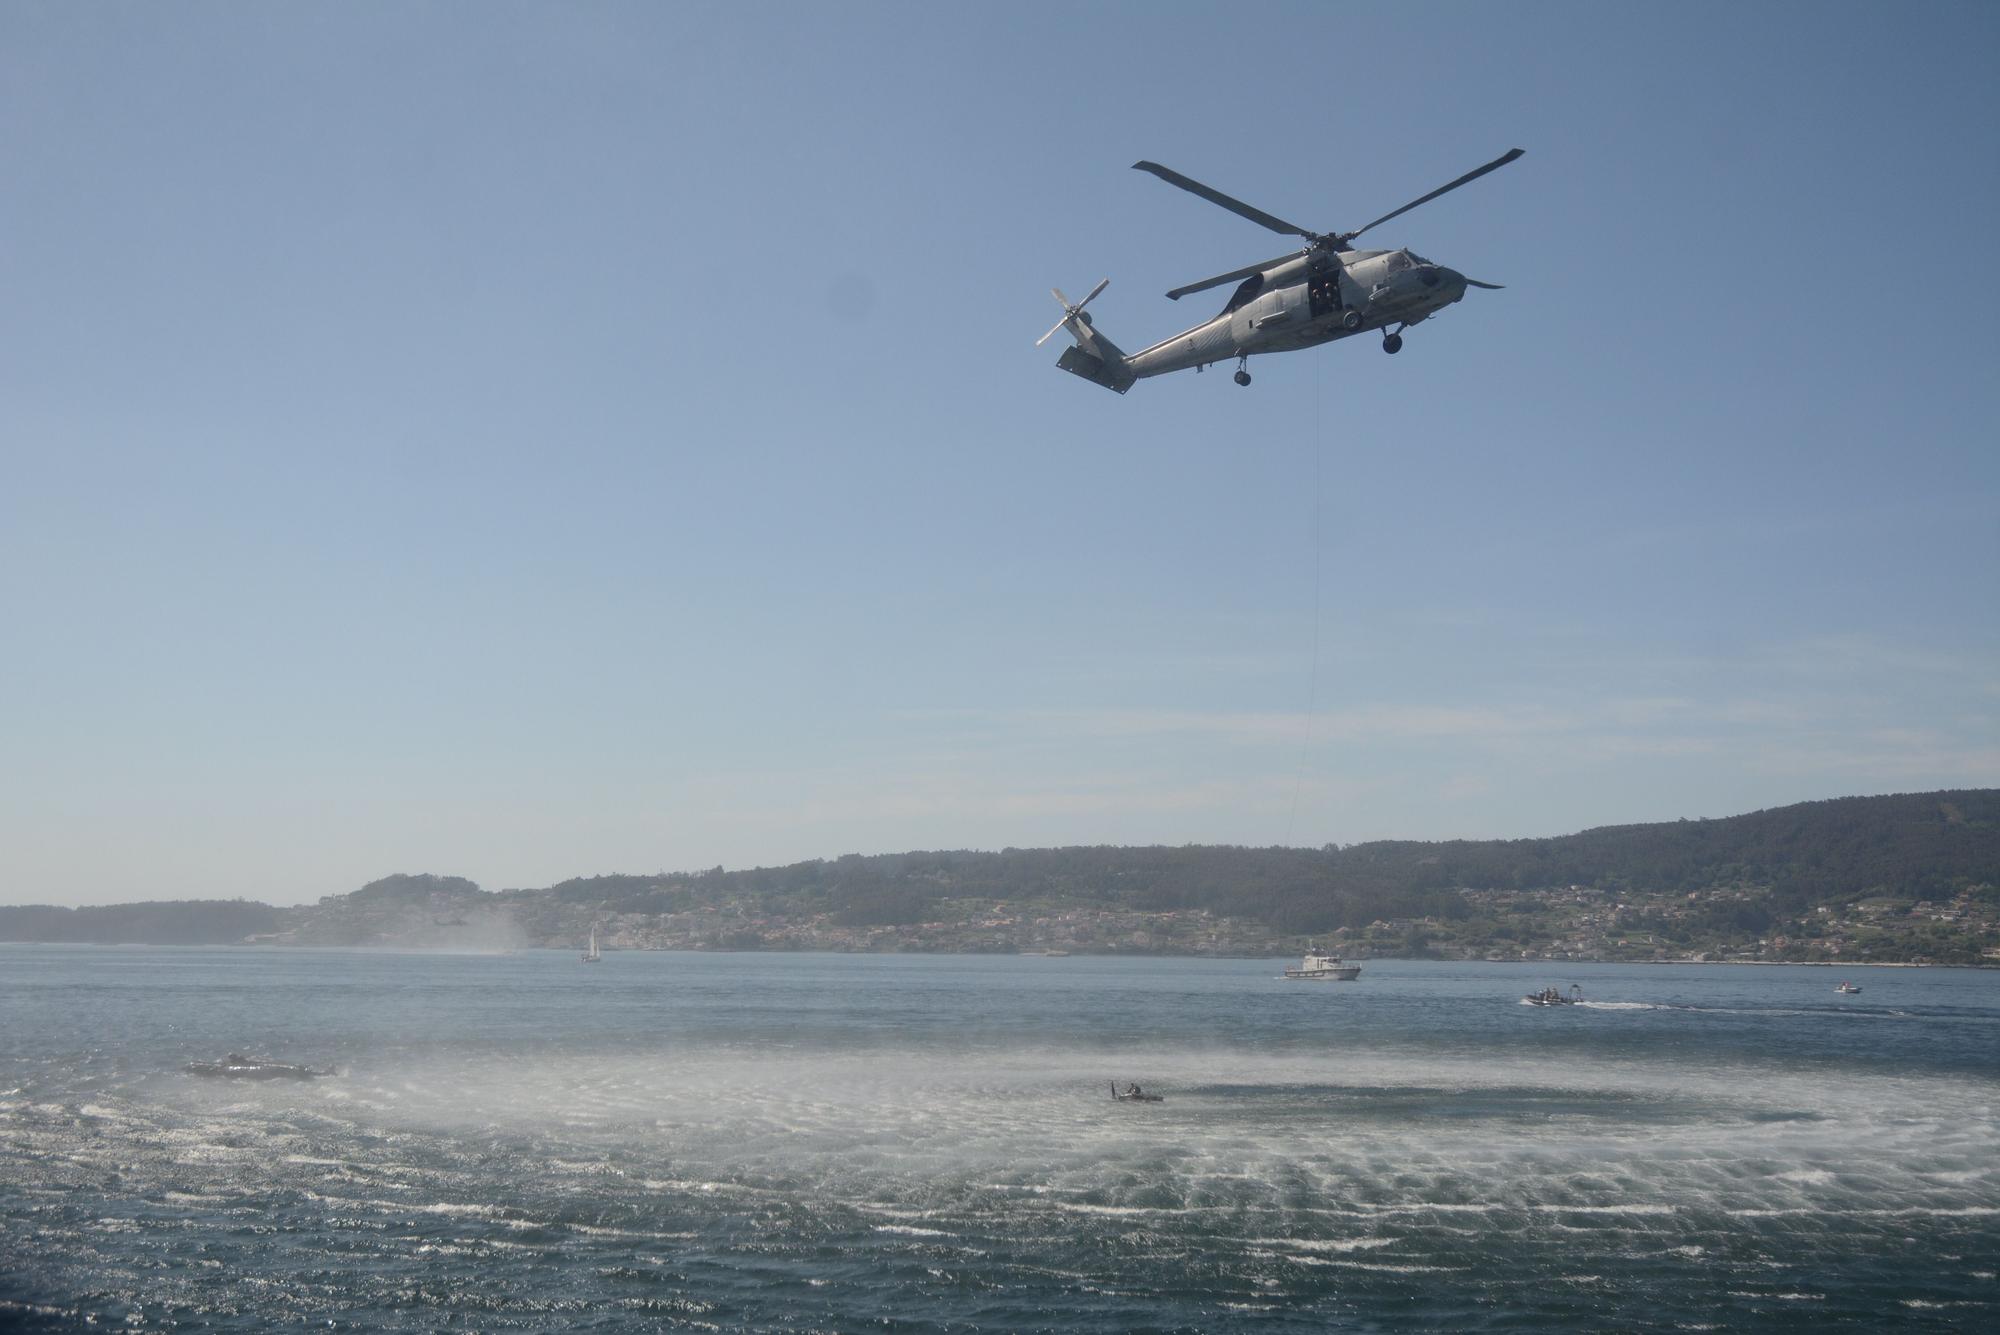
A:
[[0, 899, 282, 946], [3, 790, 1994, 962], [1309, 788, 2000, 922], [484, 790, 1994, 938]]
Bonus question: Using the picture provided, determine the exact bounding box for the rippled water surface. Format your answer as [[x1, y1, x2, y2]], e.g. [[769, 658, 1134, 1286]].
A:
[[2, 948, 1995, 1331]]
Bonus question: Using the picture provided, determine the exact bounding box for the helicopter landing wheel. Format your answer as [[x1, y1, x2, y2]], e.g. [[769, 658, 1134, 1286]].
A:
[[1382, 333, 1403, 355], [1342, 310, 1364, 331], [1233, 368, 1252, 386]]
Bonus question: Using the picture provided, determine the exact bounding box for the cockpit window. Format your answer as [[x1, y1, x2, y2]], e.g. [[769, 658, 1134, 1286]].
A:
[[1386, 251, 1410, 272]]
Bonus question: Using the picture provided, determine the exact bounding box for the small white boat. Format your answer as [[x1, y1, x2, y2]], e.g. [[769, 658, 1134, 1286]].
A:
[[1284, 945, 1360, 981], [1835, 981, 1860, 994], [581, 927, 602, 964]]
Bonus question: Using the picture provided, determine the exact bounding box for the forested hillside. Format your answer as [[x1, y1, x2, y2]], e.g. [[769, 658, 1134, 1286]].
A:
[[4, 791, 1994, 961], [0, 899, 281, 945]]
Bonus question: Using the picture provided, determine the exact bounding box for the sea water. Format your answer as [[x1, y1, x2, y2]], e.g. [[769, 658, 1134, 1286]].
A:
[[1, 948, 1994, 1331]]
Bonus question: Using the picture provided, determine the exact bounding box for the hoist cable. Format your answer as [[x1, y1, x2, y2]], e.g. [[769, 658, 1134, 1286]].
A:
[[1285, 361, 1325, 846]]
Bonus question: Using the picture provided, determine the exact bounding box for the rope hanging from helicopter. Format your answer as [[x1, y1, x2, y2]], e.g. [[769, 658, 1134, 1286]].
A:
[[1285, 356, 1327, 847]]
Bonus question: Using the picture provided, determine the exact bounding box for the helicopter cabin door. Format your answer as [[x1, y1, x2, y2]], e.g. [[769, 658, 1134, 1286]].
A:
[[1307, 272, 1345, 320], [1232, 282, 1307, 346]]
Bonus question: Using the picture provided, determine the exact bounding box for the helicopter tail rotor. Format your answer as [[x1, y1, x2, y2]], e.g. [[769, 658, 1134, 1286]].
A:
[[1041, 279, 1135, 393], [1035, 278, 1110, 347]]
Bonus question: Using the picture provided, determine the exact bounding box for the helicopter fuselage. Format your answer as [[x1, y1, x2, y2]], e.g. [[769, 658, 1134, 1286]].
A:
[[1125, 248, 1470, 381]]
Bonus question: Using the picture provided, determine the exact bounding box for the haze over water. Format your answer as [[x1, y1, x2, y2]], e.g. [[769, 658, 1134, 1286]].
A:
[[2, 948, 1995, 1330]]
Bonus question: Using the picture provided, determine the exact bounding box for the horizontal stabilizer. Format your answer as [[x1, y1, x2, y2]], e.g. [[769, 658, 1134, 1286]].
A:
[[1057, 344, 1135, 394]]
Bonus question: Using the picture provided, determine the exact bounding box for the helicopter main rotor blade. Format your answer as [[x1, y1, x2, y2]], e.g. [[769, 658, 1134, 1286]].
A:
[[1164, 250, 1304, 301], [1340, 147, 1524, 244], [1133, 161, 1316, 239], [1168, 248, 1304, 301]]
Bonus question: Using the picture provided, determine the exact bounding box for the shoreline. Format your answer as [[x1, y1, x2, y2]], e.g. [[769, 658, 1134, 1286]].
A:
[[3, 940, 1993, 968]]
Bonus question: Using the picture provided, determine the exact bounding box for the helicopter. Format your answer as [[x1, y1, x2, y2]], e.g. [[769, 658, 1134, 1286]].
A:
[[1039, 148, 1523, 392]]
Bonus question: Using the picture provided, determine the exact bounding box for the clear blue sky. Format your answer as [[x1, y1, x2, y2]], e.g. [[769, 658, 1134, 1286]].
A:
[[4, 2, 1995, 907]]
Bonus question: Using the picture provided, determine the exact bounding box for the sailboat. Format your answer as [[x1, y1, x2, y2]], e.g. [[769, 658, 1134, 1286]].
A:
[[581, 927, 602, 964]]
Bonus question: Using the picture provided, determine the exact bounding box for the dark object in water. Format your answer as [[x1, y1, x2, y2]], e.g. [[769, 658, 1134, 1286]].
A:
[[1524, 984, 1584, 1007], [1111, 1081, 1163, 1103], [185, 1053, 329, 1081]]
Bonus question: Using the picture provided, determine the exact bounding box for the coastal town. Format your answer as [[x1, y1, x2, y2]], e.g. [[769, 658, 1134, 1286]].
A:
[[251, 870, 1999, 966]]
